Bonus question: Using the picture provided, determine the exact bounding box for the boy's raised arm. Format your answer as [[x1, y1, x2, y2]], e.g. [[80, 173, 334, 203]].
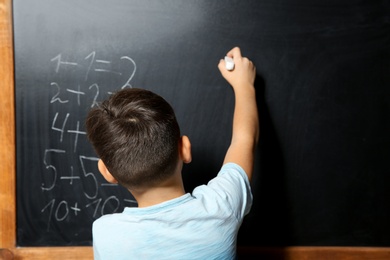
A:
[[218, 47, 259, 181]]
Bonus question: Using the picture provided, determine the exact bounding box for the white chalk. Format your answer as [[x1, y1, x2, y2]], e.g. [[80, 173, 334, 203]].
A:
[[224, 56, 235, 71]]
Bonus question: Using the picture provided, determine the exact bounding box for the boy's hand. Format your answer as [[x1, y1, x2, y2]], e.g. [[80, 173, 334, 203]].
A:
[[218, 47, 256, 91]]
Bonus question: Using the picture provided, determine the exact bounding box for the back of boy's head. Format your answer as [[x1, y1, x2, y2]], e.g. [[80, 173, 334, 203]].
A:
[[85, 88, 181, 190]]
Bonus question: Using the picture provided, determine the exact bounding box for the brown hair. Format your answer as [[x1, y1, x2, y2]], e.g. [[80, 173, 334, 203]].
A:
[[85, 88, 180, 189]]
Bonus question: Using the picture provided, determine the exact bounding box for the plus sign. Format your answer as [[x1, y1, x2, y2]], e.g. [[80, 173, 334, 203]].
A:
[[70, 202, 81, 216]]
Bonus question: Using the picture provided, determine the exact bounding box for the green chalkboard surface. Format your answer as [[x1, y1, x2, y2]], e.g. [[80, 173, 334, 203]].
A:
[[14, 0, 390, 247]]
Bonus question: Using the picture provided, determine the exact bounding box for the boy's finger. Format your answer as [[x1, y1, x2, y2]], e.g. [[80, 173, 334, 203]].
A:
[[227, 47, 242, 59]]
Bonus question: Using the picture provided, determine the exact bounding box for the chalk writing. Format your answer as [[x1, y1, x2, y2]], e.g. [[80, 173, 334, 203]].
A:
[[40, 51, 138, 232]]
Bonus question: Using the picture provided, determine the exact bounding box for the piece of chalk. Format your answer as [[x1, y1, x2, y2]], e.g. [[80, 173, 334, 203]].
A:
[[224, 56, 235, 71]]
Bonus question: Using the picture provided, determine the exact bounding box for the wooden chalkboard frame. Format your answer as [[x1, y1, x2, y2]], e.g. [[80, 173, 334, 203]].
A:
[[1, 0, 390, 258]]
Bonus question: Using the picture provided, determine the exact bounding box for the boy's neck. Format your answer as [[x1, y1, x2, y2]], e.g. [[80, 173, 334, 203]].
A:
[[130, 171, 186, 208], [132, 184, 186, 208]]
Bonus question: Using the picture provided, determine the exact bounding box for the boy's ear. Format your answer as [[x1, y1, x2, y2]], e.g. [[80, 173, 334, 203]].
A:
[[180, 135, 192, 164], [98, 159, 118, 184]]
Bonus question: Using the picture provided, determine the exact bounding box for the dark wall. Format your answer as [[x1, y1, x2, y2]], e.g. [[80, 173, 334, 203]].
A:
[[14, 0, 390, 246]]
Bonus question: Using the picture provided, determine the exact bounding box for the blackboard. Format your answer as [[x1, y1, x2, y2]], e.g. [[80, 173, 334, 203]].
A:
[[14, 0, 390, 247]]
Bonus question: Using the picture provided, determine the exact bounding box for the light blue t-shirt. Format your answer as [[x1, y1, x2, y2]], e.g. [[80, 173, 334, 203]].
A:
[[93, 163, 253, 260]]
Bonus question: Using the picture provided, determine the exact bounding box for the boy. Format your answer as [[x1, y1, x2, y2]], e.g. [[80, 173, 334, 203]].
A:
[[86, 47, 259, 259]]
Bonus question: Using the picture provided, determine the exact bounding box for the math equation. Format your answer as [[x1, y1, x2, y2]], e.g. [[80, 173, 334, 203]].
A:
[[39, 51, 137, 233]]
